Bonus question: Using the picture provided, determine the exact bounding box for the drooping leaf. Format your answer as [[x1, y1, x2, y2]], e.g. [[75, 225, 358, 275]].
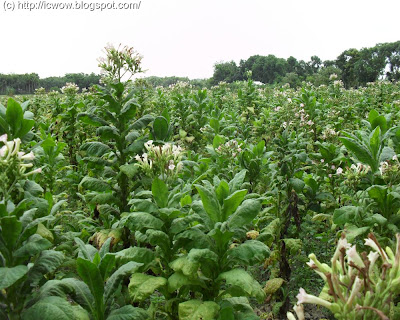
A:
[[218, 268, 265, 302], [104, 261, 143, 304], [228, 199, 261, 230], [80, 142, 111, 157], [228, 240, 269, 266], [0, 265, 28, 290], [22, 296, 89, 320], [26, 250, 64, 287], [106, 305, 149, 320], [128, 274, 167, 302], [178, 300, 219, 320]]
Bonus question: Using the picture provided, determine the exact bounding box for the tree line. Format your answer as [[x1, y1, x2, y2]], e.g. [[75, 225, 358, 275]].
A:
[[0, 73, 101, 95], [210, 41, 400, 88]]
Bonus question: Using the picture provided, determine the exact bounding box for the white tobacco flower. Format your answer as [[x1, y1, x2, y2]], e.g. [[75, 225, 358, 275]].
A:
[[134, 154, 141, 162], [0, 146, 7, 157], [20, 151, 35, 161], [0, 134, 7, 143], [294, 304, 305, 320], [332, 237, 351, 263], [393, 155, 398, 161], [367, 251, 380, 273], [336, 167, 343, 175], [296, 288, 332, 309], [365, 238, 388, 261], [346, 277, 363, 307], [346, 245, 365, 268]]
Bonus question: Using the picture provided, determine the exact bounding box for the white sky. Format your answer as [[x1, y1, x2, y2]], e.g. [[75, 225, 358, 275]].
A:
[[0, 0, 399, 79]]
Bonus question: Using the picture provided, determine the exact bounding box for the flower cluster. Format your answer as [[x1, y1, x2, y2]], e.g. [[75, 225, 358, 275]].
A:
[[288, 233, 400, 319], [1, 134, 41, 202], [0, 134, 40, 175], [343, 162, 371, 188], [61, 82, 79, 95], [379, 155, 400, 184], [135, 140, 184, 180], [216, 139, 242, 158], [98, 43, 143, 83], [35, 87, 46, 95], [321, 127, 338, 140]]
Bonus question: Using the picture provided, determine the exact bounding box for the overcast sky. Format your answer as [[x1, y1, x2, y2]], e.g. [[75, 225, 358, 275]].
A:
[[0, 0, 399, 79]]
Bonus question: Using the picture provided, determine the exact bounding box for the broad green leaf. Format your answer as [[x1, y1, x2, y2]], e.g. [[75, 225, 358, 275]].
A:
[[228, 199, 261, 230], [79, 176, 111, 192], [152, 178, 169, 208], [195, 184, 221, 223], [6, 98, 23, 136], [228, 240, 269, 266], [217, 268, 265, 302], [222, 189, 247, 221], [18, 119, 35, 138], [76, 258, 104, 315], [96, 126, 119, 140], [228, 170, 247, 193], [121, 99, 139, 118], [125, 212, 164, 231], [104, 261, 143, 304], [1, 216, 22, 251], [36, 223, 54, 242], [178, 300, 219, 320], [340, 137, 373, 170], [167, 272, 203, 293], [218, 297, 257, 320], [80, 142, 111, 157], [120, 163, 139, 178], [128, 114, 154, 131], [333, 206, 358, 225], [170, 256, 199, 277], [107, 305, 149, 320], [99, 254, 116, 280], [75, 237, 98, 262], [78, 113, 108, 127], [128, 274, 167, 302], [37, 278, 94, 314], [369, 126, 381, 160], [0, 265, 28, 290], [26, 250, 64, 287], [115, 247, 155, 272], [22, 296, 89, 320], [289, 178, 305, 193], [14, 234, 52, 258], [212, 135, 225, 149], [152, 116, 169, 141], [216, 180, 230, 204]]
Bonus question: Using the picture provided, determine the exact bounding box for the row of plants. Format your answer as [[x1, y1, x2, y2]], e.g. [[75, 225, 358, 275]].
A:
[[1, 44, 400, 319]]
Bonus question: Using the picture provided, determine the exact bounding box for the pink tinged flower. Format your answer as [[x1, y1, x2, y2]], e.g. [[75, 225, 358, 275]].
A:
[[168, 164, 175, 171], [0, 134, 7, 143], [296, 288, 332, 309], [336, 167, 343, 175], [320, 159, 324, 163]]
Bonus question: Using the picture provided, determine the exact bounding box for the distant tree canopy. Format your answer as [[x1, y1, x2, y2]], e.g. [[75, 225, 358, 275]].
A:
[[211, 40, 400, 88], [0, 73, 101, 95]]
